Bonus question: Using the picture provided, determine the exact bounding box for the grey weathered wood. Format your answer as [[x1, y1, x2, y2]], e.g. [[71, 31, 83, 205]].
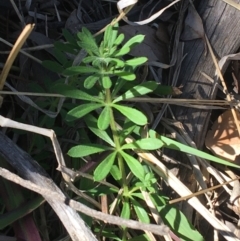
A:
[[0, 131, 97, 241], [175, 0, 240, 148]]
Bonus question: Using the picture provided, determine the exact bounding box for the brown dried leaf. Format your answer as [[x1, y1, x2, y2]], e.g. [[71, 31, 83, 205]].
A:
[[205, 110, 240, 163]]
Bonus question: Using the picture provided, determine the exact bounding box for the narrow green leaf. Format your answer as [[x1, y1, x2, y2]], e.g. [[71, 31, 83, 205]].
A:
[[84, 114, 115, 146], [128, 234, 150, 241], [125, 57, 147, 67], [54, 41, 77, 54], [42, 60, 63, 73], [113, 33, 125, 46], [103, 24, 113, 48], [114, 71, 136, 81], [113, 81, 158, 103], [122, 35, 145, 50], [121, 201, 130, 220], [104, 23, 118, 49], [155, 201, 204, 241], [113, 104, 147, 125], [53, 48, 68, 65], [102, 76, 112, 89], [68, 144, 111, 158], [78, 41, 100, 56], [66, 103, 103, 121], [154, 132, 240, 168], [108, 46, 118, 56], [52, 84, 102, 102], [62, 29, 77, 45], [84, 75, 99, 89], [113, 46, 130, 57], [98, 106, 111, 130], [77, 27, 100, 56], [122, 138, 163, 150], [63, 66, 99, 75], [82, 56, 98, 64], [104, 58, 125, 67], [120, 151, 145, 181], [132, 198, 150, 223], [110, 165, 121, 181], [94, 152, 117, 181], [119, 120, 137, 144]]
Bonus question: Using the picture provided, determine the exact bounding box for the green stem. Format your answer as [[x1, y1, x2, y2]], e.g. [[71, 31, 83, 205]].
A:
[[105, 88, 128, 192]]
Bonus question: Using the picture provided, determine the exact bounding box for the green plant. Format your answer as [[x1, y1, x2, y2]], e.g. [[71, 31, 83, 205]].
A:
[[41, 23, 239, 241]]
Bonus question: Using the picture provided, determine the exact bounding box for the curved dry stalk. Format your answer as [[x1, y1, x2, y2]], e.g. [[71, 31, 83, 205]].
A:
[[0, 24, 35, 91], [0, 168, 170, 236], [0, 130, 97, 241]]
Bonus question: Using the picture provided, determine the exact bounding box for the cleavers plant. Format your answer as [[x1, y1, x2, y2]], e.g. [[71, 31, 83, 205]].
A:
[[53, 24, 163, 186], [42, 23, 239, 240]]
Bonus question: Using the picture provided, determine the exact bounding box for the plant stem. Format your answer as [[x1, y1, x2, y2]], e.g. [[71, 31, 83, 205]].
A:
[[105, 88, 128, 192]]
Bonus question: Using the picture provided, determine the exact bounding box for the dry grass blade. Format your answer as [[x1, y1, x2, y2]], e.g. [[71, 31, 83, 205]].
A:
[[122, 0, 181, 25], [0, 168, 170, 236], [169, 177, 240, 204], [222, 0, 240, 10], [0, 24, 34, 91]]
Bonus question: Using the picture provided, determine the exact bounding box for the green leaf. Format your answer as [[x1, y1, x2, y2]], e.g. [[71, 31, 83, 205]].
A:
[[155, 85, 181, 96], [122, 35, 145, 50], [42, 60, 63, 73], [82, 56, 98, 64], [52, 84, 102, 102], [94, 228, 122, 241], [84, 114, 115, 146], [113, 104, 147, 125], [121, 201, 130, 220], [120, 151, 145, 181], [77, 27, 100, 56], [53, 48, 68, 65], [92, 58, 103, 68], [156, 202, 204, 241], [62, 29, 77, 45], [66, 103, 103, 121], [63, 66, 99, 75], [102, 75, 112, 89], [115, 71, 136, 81], [131, 198, 150, 223], [84, 75, 99, 89], [68, 144, 111, 158], [128, 234, 150, 241], [153, 131, 240, 168], [113, 33, 124, 46], [103, 23, 118, 49], [122, 138, 163, 150], [113, 81, 158, 103], [108, 46, 118, 56], [104, 58, 125, 68], [54, 41, 77, 54], [125, 57, 147, 67], [98, 106, 111, 130], [94, 152, 117, 181], [110, 165, 121, 181], [119, 120, 137, 144], [78, 41, 100, 56], [113, 46, 131, 57]]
